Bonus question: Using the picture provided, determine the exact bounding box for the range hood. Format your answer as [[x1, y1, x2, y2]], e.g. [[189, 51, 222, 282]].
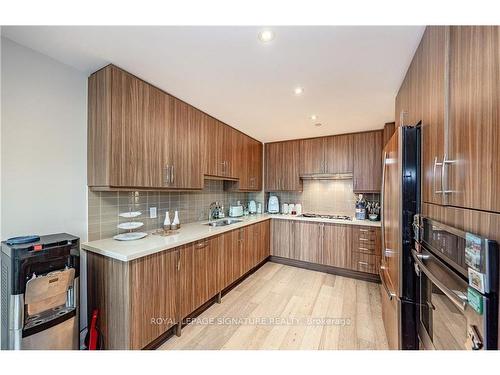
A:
[[300, 172, 353, 180]]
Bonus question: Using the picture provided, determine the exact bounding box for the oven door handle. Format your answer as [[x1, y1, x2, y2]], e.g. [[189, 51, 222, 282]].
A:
[[411, 249, 467, 312]]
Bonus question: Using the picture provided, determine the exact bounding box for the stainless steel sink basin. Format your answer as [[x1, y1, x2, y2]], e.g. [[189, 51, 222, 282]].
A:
[[206, 219, 243, 227]]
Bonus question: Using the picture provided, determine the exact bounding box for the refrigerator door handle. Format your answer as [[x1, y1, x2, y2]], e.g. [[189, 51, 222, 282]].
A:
[[380, 151, 388, 265]]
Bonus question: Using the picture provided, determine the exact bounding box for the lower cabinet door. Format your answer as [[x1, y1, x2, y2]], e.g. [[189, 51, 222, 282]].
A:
[[271, 219, 294, 257], [129, 249, 179, 349], [292, 221, 322, 263], [322, 223, 352, 269], [180, 240, 219, 320], [218, 231, 235, 290]]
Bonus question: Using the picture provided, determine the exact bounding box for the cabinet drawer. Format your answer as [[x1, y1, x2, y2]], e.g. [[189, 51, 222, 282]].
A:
[[352, 226, 381, 256], [354, 240, 377, 255], [351, 252, 380, 274]]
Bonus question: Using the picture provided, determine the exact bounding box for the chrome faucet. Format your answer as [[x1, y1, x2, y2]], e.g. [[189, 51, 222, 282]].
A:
[[208, 202, 222, 222]]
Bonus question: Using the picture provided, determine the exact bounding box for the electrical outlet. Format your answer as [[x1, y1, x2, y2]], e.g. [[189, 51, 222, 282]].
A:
[[149, 207, 157, 219]]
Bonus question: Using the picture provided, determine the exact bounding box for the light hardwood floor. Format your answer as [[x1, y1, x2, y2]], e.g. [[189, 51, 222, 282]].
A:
[[160, 262, 389, 350]]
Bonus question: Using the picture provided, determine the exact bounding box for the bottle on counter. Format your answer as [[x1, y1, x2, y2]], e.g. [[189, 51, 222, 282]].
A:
[[171, 210, 180, 230], [163, 211, 171, 231], [355, 194, 366, 220]]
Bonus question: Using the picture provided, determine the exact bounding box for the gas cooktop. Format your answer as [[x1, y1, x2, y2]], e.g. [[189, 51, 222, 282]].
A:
[[300, 213, 352, 220]]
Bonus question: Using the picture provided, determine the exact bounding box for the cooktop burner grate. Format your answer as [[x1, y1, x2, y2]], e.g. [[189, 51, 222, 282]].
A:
[[301, 213, 352, 220]]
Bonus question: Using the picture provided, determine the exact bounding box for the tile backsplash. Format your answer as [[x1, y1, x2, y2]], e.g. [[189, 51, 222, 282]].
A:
[[266, 179, 379, 217], [88, 180, 261, 241]]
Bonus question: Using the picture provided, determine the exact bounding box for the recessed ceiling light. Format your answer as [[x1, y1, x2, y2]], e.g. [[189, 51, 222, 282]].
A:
[[314, 123, 322, 127], [294, 87, 304, 95], [258, 30, 274, 43], [310, 114, 318, 121]]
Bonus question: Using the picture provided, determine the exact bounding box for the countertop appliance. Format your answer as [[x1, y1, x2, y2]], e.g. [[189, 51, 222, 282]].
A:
[[229, 204, 244, 218], [413, 216, 498, 350], [301, 213, 352, 220], [248, 200, 257, 214], [1, 233, 80, 350], [268, 196, 279, 214], [380, 124, 421, 349]]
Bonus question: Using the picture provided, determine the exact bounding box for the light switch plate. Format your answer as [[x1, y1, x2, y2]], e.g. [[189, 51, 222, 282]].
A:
[[149, 207, 157, 219]]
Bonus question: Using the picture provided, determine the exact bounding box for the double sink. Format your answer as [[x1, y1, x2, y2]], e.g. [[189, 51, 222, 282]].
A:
[[205, 218, 243, 227]]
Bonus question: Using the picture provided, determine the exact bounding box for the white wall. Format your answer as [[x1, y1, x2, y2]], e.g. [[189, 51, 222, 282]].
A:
[[1, 37, 88, 330]]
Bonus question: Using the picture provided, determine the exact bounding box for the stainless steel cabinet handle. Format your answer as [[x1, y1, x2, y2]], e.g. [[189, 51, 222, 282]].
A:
[[358, 261, 369, 266], [359, 229, 369, 232], [441, 154, 456, 195], [433, 157, 443, 194], [196, 241, 209, 249], [358, 247, 370, 252], [171, 165, 174, 184], [384, 248, 396, 257], [359, 237, 369, 241], [165, 165, 170, 185]]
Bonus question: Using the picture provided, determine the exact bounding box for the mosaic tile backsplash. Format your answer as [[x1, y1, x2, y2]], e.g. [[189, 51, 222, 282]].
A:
[[88, 180, 262, 241], [266, 179, 379, 217]]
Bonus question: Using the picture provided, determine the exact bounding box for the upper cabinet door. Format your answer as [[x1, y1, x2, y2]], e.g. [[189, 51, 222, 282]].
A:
[[300, 137, 325, 175], [110, 67, 166, 188], [223, 125, 240, 179], [265, 142, 282, 191], [420, 26, 448, 206], [281, 140, 302, 191], [167, 99, 203, 189], [324, 134, 353, 174], [202, 115, 224, 177], [251, 140, 263, 190], [447, 26, 500, 213], [353, 130, 383, 192]]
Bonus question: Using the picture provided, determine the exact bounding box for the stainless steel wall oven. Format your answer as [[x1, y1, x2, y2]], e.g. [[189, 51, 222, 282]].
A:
[[413, 216, 498, 350]]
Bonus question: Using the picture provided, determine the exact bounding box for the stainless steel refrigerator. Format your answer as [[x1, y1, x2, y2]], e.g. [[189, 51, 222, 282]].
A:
[[380, 124, 420, 349]]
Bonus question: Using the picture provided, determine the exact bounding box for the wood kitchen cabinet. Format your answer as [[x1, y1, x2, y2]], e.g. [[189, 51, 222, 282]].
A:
[[129, 249, 179, 349], [446, 26, 500, 213], [88, 65, 262, 191], [292, 221, 323, 264], [88, 65, 203, 190], [265, 140, 302, 191], [88, 65, 167, 189], [353, 130, 383, 192], [202, 115, 225, 177], [322, 223, 352, 269], [270, 219, 294, 257], [166, 98, 203, 189], [86, 248, 179, 350], [234, 136, 262, 191], [406, 26, 500, 213], [179, 238, 220, 319], [324, 134, 354, 174], [415, 26, 448, 206], [300, 135, 354, 176], [300, 137, 325, 175]]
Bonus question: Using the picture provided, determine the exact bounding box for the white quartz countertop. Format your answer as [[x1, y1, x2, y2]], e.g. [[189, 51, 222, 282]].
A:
[[81, 214, 380, 262], [271, 214, 381, 227]]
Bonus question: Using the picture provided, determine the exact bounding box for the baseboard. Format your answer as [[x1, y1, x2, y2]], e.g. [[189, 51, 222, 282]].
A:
[[268, 256, 381, 284]]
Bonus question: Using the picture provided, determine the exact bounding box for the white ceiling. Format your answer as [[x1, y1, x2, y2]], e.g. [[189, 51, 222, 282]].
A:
[[1, 26, 424, 142]]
